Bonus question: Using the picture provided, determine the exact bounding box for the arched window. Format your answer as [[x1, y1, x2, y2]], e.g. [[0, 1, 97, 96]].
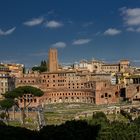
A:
[[136, 86, 139, 92], [34, 99, 37, 103], [20, 99, 23, 103], [101, 95, 104, 98], [115, 92, 119, 97], [105, 93, 108, 97]]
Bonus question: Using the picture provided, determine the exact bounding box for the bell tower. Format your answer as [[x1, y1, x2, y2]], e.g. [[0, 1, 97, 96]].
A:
[[48, 48, 58, 72]]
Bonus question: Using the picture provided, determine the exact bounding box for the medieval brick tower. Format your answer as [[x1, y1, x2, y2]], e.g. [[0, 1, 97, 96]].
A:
[[48, 48, 58, 72]]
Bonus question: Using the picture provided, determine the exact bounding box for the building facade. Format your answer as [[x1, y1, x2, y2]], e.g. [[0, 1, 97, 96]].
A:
[[12, 48, 138, 106], [0, 65, 15, 99]]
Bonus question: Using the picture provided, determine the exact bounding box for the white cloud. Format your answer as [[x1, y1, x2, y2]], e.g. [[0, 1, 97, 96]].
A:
[[136, 27, 140, 32], [0, 59, 18, 64], [67, 20, 73, 24], [72, 39, 91, 45], [132, 59, 140, 63], [126, 27, 140, 32], [47, 10, 55, 15], [121, 7, 140, 26], [104, 28, 121, 36], [45, 20, 63, 28], [23, 17, 44, 26], [0, 27, 16, 36], [82, 22, 93, 27], [126, 27, 135, 32], [51, 42, 66, 48], [95, 31, 101, 36]]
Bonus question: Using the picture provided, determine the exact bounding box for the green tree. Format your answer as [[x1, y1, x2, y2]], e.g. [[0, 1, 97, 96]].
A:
[[0, 98, 14, 125], [1, 86, 44, 126], [92, 112, 107, 120], [32, 60, 48, 72], [23, 66, 26, 74], [133, 116, 140, 126]]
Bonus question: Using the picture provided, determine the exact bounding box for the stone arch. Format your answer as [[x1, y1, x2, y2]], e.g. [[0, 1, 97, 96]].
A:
[[115, 91, 119, 97], [54, 99, 57, 103], [49, 98, 52, 103], [65, 97, 68, 102], [59, 97, 62, 103], [101, 95, 104, 98], [71, 97, 74, 102], [136, 86, 140, 92], [76, 97, 79, 102]]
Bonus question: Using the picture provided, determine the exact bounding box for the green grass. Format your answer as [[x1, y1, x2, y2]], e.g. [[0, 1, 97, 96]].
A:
[[9, 121, 21, 127], [44, 103, 104, 125], [107, 114, 128, 122], [44, 103, 131, 125], [6, 102, 132, 128]]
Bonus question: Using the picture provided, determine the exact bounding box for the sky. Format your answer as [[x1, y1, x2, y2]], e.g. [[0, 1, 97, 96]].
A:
[[0, 0, 140, 67]]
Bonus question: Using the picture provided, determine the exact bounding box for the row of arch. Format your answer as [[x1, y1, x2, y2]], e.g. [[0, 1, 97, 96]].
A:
[[48, 92, 93, 97], [43, 96, 95, 104], [40, 90, 95, 104]]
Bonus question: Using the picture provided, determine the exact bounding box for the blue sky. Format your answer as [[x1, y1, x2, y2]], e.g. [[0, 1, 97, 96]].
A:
[[0, 0, 140, 67]]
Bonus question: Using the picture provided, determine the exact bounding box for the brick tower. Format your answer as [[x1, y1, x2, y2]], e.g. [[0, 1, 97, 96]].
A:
[[48, 48, 58, 72]]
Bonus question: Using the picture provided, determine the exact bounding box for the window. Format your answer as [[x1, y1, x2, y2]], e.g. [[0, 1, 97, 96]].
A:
[[34, 99, 37, 102], [105, 93, 108, 97], [136, 86, 139, 92], [1, 83, 3, 86], [115, 92, 119, 97]]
